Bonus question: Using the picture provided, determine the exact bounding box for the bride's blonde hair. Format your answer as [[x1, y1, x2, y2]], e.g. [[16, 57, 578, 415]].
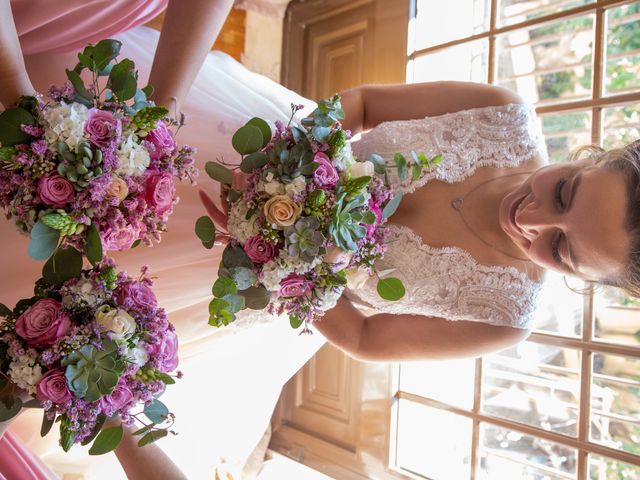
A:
[[570, 140, 640, 297]]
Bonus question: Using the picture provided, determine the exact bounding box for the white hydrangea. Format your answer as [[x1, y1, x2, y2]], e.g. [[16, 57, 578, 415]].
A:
[[8, 353, 42, 396], [42, 101, 89, 152], [315, 286, 343, 310], [228, 200, 260, 243], [123, 342, 149, 367], [285, 176, 307, 197], [260, 260, 290, 291], [333, 143, 356, 171], [62, 278, 101, 309], [278, 249, 322, 274], [116, 133, 150, 176]]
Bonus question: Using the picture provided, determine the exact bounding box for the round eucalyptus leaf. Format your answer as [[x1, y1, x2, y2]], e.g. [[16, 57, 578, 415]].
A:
[[240, 151, 269, 173], [376, 277, 406, 301], [204, 161, 233, 185], [222, 244, 253, 269], [0, 107, 36, 146], [239, 286, 271, 310], [89, 425, 123, 456], [28, 221, 60, 260], [222, 293, 245, 313], [212, 277, 237, 298], [246, 117, 272, 148], [138, 429, 168, 447], [232, 125, 263, 155], [85, 223, 103, 266], [143, 399, 169, 424], [231, 267, 257, 290], [42, 247, 83, 286], [195, 216, 216, 244], [381, 192, 403, 219], [289, 315, 304, 329]]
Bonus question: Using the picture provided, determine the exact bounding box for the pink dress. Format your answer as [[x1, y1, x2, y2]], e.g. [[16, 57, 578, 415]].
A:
[[2, 1, 323, 479], [0, 433, 57, 480]]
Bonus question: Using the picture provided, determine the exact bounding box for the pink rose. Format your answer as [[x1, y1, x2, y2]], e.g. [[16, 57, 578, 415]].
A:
[[279, 273, 313, 297], [149, 330, 179, 373], [145, 121, 176, 161], [313, 153, 339, 188], [144, 171, 175, 216], [37, 174, 74, 208], [244, 235, 277, 263], [84, 108, 121, 148], [36, 368, 72, 404], [16, 298, 71, 348], [100, 223, 139, 251], [115, 281, 158, 310], [365, 201, 382, 239], [99, 382, 134, 414]]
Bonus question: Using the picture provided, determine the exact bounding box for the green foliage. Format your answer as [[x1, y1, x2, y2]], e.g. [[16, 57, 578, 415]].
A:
[[62, 339, 125, 402], [65, 69, 93, 107], [231, 267, 257, 290], [246, 117, 272, 148], [86, 223, 103, 265], [205, 161, 234, 184], [232, 124, 263, 155], [42, 247, 83, 286], [208, 298, 232, 327], [130, 106, 169, 135], [195, 216, 216, 249], [41, 211, 84, 237], [222, 244, 253, 269], [89, 425, 123, 455], [138, 429, 168, 447], [0, 107, 36, 147], [59, 415, 76, 452], [212, 277, 237, 298], [382, 192, 403, 219], [238, 286, 270, 310], [240, 151, 269, 173], [0, 395, 22, 422], [143, 399, 169, 424], [40, 411, 56, 437], [28, 221, 60, 260], [290, 315, 304, 329], [108, 58, 138, 102], [538, 70, 576, 100], [80, 414, 106, 445], [376, 277, 406, 301]]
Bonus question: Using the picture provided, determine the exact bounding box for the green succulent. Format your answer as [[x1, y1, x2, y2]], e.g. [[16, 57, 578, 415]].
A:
[[329, 191, 375, 252], [130, 106, 168, 136], [264, 140, 316, 184], [40, 210, 85, 236], [100, 266, 118, 290], [56, 139, 103, 189], [62, 339, 125, 402], [284, 216, 326, 262]]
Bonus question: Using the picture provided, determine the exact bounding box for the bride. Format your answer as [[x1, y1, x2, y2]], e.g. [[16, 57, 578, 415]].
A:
[[1, 0, 639, 477]]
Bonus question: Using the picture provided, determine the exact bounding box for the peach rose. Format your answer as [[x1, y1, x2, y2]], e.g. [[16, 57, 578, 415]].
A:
[[263, 195, 302, 229], [106, 176, 129, 202]]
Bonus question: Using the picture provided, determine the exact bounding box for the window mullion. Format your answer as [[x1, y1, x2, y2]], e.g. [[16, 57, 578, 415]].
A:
[[470, 357, 483, 480]]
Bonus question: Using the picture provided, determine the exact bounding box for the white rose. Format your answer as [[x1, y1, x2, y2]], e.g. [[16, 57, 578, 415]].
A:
[[316, 287, 343, 310], [333, 144, 356, 171], [94, 305, 137, 339], [123, 343, 149, 367], [348, 160, 375, 178], [285, 176, 307, 197], [346, 267, 372, 290], [42, 101, 89, 152], [116, 133, 150, 176]]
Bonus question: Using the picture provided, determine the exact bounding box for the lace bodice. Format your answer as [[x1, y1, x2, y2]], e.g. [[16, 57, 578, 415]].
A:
[[348, 103, 546, 329]]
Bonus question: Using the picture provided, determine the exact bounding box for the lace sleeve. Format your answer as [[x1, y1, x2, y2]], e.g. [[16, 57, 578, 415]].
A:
[[351, 103, 548, 193]]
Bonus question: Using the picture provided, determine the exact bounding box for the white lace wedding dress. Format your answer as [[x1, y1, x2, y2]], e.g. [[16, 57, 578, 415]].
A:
[[2, 17, 545, 480]]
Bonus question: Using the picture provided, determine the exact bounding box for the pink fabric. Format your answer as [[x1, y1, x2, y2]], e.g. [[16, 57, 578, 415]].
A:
[[0, 433, 57, 480], [11, 0, 168, 55]]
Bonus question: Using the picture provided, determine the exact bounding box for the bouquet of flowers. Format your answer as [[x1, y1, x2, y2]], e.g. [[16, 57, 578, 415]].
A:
[[0, 260, 179, 454], [0, 39, 197, 269], [196, 97, 440, 331]]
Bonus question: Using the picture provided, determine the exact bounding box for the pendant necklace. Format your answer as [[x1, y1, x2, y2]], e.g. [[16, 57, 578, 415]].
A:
[[450, 172, 532, 262]]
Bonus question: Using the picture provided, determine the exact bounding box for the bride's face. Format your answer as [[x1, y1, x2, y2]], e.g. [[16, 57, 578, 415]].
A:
[[499, 159, 630, 281]]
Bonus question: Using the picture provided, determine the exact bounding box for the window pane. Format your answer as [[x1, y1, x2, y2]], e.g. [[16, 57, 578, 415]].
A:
[[482, 342, 581, 437], [410, 39, 488, 83], [399, 358, 476, 409], [478, 423, 577, 479], [605, 4, 640, 96], [589, 454, 640, 480], [540, 110, 592, 164], [396, 400, 472, 479], [533, 271, 584, 336], [413, 0, 489, 51], [498, 0, 594, 27], [594, 285, 640, 347], [591, 353, 640, 456], [603, 103, 640, 150], [496, 15, 595, 104]]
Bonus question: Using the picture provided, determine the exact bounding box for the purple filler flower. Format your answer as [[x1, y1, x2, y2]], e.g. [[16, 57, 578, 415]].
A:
[[312, 152, 339, 188], [84, 108, 121, 148], [36, 368, 72, 404], [279, 273, 313, 298]]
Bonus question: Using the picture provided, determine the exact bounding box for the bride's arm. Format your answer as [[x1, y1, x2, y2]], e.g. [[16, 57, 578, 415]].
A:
[[315, 297, 530, 362], [0, 0, 35, 108], [148, 0, 234, 111], [340, 81, 524, 135]]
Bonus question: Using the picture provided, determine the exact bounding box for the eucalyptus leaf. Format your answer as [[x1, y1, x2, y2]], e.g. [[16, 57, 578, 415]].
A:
[[60, 416, 76, 452], [195, 216, 216, 246], [394, 153, 408, 181], [89, 425, 123, 455], [28, 221, 60, 260], [368, 154, 387, 174], [222, 244, 253, 269], [311, 126, 330, 142], [381, 192, 403, 219], [212, 277, 237, 298], [93, 39, 122, 72], [238, 286, 271, 310], [65, 69, 93, 106], [108, 59, 137, 102], [231, 267, 257, 290], [0, 107, 36, 147], [246, 117, 272, 148], [80, 415, 106, 445], [209, 298, 230, 316], [0, 303, 12, 317], [232, 125, 263, 155], [131, 239, 142, 249], [22, 399, 42, 408], [376, 277, 406, 301], [205, 161, 233, 184], [154, 372, 176, 385], [42, 247, 83, 286], [77, 53, 95, 71], [240, 151, 269, 173], [142, 85, 154, 98], [40, 411, 56, 437], [143, 400, 169, 424], [362, 211, 377, 225], [222, 293, 245, 313], [132, 423, 155, 436], [0, 395, 21, 422], [138, 429, 168, 447], [412, 163, 422, 181], [289, 315, 304, 329], [86, 223, 103, 266]]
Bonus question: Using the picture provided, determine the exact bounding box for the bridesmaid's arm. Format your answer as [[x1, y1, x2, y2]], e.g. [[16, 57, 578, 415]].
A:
[[148, 0, 234, 111], [0, 0, 35, 108], [315, 296, 530, 362], [339, 81, 524, 135]]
